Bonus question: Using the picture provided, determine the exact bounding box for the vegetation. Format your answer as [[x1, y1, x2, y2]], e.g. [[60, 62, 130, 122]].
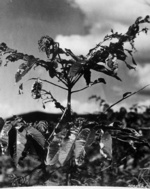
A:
[[0, 16, 150, 187]]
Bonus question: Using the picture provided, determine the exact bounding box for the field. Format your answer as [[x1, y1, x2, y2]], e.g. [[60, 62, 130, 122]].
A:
[[0, 108, 150, 187]]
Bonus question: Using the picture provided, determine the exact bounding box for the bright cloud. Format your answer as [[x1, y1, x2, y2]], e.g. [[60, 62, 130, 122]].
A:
[[130, 64, 150, 86], [56, 0, 150, 63]]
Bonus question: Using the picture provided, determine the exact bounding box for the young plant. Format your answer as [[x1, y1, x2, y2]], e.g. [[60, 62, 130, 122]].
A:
[[0, 16, 150, 186]]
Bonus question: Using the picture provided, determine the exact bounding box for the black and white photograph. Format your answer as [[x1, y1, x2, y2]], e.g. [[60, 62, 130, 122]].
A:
[[0, 0, 150, 187]]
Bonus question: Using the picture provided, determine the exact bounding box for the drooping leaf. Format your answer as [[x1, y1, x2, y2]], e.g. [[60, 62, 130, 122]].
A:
[[123, 92, 132, 98], [27, 127, 46, 149], [48, 61, 58, 78], [99, 132, 112, 160], [58, 126, 81, 166], [84, 68, 91, 86], [74, 128, 90, 165], [8, 128, 27, 165], [68, 62, 83, 77]]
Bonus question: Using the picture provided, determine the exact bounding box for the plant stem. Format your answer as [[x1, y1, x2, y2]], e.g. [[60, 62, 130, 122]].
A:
[[47, 107, 68, 143], [66, 86, 72, 119]]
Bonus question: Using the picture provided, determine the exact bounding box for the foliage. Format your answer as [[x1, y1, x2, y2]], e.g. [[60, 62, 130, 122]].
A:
[[0, 15, 150, 187]]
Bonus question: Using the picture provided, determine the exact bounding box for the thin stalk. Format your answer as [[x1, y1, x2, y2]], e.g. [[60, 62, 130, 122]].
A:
[[47, 107, 68, 143], [29, 78, 68, 91], [55, 74, 68, 86], [66, 86, 72, 118], [105, 84, 150, 113]]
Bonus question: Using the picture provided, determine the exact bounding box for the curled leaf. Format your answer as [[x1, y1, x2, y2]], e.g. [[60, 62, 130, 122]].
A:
[[31, 80, 42, 99], [93, 78, 106, 84], [18, 83, 23, 95]]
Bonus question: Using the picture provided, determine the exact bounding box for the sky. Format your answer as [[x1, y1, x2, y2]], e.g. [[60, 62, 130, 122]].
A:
[[0, 0, 150, 118]]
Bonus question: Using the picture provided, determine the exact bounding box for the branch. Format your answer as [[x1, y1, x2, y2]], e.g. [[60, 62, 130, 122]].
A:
[[28, 77, 68, 91], [55, 74, 68, 86], [47, 107, 68, 143], [41, 89, 65, 112], [104, 84, 150, 113], [72, 81, 103, 93]]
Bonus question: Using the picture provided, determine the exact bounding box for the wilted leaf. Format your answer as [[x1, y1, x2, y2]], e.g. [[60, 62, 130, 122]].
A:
[[123, 92, 132, 98], [31, 80, 42, 99], [99, 132, 112, 160], [27, 127, 46, 149]]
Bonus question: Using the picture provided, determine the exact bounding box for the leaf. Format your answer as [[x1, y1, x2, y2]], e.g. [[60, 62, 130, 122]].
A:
[[45, 128, 68, 166], [35, 121, 48, 135], [27, 127, 46, 149], [69, 62, 83, 77], [58, 126, 81, 166], [88, 95, 97, 100], [132, 57, 137, 65], [84, 69, 91, 86], [15, 57, 37, 82], [123, 92, 132, 98], [99, 132, 112, 160], [45, 135, 60, 166], [18, 83, 23, 95], [0, 117, 4, 132], [8, 128, 27, 165], [74, 128, 90, 165], [93, 78, 106, 84], [125, 61, 136, 70], [48, 61, 57, 78], [85, 129, 96, 147]]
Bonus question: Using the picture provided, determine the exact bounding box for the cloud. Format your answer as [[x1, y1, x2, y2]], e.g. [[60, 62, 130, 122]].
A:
[[0, 103, 17, 118], [56, 0, 150, 61], [130, 64, 150, 86]]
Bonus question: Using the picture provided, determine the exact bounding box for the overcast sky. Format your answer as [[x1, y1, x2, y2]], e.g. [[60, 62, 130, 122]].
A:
[[0, 0, 150, 118]]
